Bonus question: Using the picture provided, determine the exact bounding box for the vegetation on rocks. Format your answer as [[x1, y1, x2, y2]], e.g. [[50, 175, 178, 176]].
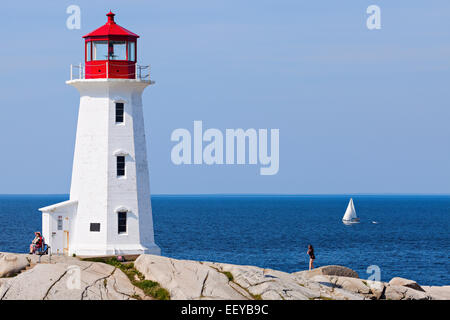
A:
[[222, 271, 234, 282], [82, 257, 170, 300]]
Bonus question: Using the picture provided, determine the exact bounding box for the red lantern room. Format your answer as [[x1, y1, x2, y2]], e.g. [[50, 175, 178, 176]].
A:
[[83, 11, 139, 79]]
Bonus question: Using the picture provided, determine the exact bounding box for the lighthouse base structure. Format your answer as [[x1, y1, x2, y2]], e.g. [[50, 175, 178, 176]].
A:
[[39, 79, 160, 257], [73, 244, 161, 257]]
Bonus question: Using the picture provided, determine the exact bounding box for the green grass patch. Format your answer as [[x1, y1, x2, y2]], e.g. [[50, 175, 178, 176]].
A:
[[309, 296, 334, 300], [134, 279, 171, 300], [222, 271, 234, 282], [81, 257, 110, 263], [3, 272, 19, 278]]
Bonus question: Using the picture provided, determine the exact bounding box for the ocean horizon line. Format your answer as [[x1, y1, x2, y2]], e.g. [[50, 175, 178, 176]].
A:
[[1, 193, 450, 197]]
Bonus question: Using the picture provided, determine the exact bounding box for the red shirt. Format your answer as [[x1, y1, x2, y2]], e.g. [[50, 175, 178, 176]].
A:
[[35, 236, 43, 248]]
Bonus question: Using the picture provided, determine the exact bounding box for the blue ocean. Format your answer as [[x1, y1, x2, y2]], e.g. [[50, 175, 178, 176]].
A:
[[0, 195, 448, 286]]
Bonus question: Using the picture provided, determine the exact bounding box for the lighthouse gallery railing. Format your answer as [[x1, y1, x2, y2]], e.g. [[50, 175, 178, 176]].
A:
[[69, 63, 151, 81]]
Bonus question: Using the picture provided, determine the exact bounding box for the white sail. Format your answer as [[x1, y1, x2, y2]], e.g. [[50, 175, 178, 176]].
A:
[[342, 198, 357, 221]]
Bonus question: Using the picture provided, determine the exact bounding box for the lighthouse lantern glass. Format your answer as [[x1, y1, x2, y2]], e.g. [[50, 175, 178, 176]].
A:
[[109, 41, 127, 60], [93, 41, 108, 60], [128, 41, 135, 61], [86, 42, 92, 61]]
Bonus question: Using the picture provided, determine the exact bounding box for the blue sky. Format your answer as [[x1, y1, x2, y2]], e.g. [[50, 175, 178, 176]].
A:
[[0, 1, 449, 194]]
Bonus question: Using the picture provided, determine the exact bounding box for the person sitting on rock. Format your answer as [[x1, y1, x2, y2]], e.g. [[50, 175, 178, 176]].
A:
[[29, 232, 43, 254]]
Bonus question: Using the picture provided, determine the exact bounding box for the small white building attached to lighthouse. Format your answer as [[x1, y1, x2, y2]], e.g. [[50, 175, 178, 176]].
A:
[[39, 12, 160, 256]]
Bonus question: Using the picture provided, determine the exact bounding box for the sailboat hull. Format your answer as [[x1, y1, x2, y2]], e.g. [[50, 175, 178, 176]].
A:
[[342, 218, 360, 224]]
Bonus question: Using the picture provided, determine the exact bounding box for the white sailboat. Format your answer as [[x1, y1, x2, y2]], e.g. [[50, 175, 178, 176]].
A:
[[342, 198, 360, 224]]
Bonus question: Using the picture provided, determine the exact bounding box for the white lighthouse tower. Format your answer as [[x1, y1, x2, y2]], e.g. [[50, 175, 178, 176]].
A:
[[39, 12, 160, 256]]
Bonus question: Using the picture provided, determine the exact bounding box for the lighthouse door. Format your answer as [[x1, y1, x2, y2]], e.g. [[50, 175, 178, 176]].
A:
[[63, 217, 70, 255]]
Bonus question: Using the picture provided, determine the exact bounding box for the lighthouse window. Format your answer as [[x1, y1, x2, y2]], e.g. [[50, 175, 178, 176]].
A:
[[86, 42, 92, 61], [90, 223, 101, 232], [57, 216, 63, 231], [109, 41, 127, 60], [117, 156, 125, 177], [115, 103, 124, 123], [93, 41, 108, 60], [128, 42, 135, 61], [118, 212, 127, 234]]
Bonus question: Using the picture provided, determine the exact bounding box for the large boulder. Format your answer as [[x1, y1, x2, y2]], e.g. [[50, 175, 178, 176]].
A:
[[211, 263, 320, 300], [384, 284, 431, 300], [134, 254, 247, 300], [364, 280, 386, 300], [332, 276, 372, 295], [0, 253, 29, 278], [1, 261, 147, 300], [388, 277, 424, 292], [421, 286, 450, 300], [135, 255, 370, 301], [294, 265, 359, 279], [135, 255, 324, 300]]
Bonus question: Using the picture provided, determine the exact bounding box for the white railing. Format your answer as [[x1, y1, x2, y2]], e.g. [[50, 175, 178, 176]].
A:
[[70, 63, 84, 80], [136, 65, 150, 80], [69, 63, 151, 81]]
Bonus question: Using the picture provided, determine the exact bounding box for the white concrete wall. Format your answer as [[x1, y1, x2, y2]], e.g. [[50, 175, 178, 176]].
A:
[[66, 79, 160, 256], [131, 90, 159, 253], [69, 86, 109, 255], [42, 213, 50, 248], [40, 201, 77, 255]]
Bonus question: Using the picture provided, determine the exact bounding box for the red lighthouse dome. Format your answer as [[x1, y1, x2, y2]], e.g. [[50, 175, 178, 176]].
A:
[[83, 11, 139, 79]]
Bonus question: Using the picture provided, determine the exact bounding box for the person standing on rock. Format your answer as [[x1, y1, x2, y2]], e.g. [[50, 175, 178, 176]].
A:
[[307, 244, 315, 270]]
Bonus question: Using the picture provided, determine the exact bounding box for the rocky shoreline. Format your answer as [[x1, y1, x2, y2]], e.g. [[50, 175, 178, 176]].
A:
[[1, 252, 448, 300]]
